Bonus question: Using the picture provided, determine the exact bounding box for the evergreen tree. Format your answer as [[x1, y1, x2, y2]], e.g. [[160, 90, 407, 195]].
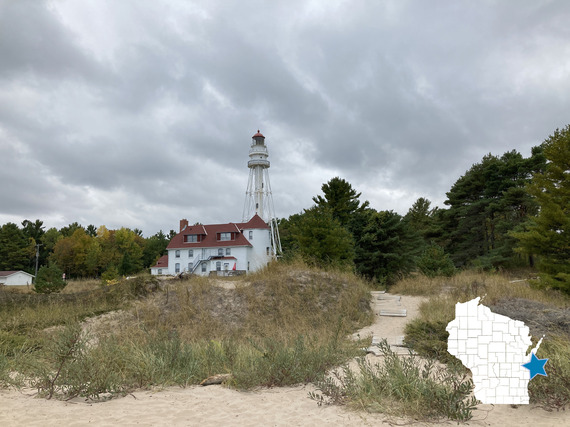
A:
[[355, 210, 422, 285], [285, 206, 354, 268], [34, 264, 66, 294], [313, 177, 369, 227], [0, 223, 31, 271], [442, 149, 544, 268], [513, 125, 570, 293]]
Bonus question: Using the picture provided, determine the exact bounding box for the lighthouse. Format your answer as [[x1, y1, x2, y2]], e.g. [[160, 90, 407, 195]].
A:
[[243, 130, 282, 256]]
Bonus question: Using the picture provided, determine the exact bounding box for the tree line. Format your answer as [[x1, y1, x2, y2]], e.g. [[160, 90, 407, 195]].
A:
[[0, 220, 176, 280], [0, 125, 568, 293], [279, 125, 569, 293]]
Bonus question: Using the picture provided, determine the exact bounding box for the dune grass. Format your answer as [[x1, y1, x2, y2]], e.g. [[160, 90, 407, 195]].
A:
[[392, 271, 570, 410], [1, 260, 374, 401], [311, 339, 477, 422]]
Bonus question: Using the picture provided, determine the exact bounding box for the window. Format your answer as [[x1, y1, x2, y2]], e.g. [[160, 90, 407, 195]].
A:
[[224, 263, 229, 270], [186, 235, 198, 243], [216, 261, 221, 271], [175, 263, 180, 273], [247, 261, 250, 271], [158, 269, 162, 275], [218, 248, 223, 256], [188, 262, 193, 271], [201, 263, 206, 273], [175, 250, 180, 258], [226, 248, 231, 256], [188, 249, 193, 257], [249, 230, 253, 240], [266, 247, 270, 256], [219, 232, 231, 241]]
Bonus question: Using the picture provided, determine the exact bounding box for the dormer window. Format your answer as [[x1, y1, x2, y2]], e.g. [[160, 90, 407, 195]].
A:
[[185, 234, 200, 243], [218, 232, 232, 241]]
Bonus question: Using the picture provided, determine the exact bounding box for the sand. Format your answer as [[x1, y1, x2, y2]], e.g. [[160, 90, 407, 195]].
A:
[[1, 293, 568, 426]]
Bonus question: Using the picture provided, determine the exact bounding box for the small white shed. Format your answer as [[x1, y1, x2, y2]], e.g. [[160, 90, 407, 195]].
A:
[[0, 271, 35, 286]]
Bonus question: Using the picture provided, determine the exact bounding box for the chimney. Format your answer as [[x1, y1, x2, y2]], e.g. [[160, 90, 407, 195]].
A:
[[180, 219, 189, 232]]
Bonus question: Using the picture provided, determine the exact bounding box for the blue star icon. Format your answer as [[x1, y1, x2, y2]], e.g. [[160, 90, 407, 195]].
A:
[[522, 353, 548, 380]]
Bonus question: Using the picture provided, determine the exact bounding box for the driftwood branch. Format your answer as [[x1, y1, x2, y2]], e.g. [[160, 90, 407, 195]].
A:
[[200, 373, 232, 386]]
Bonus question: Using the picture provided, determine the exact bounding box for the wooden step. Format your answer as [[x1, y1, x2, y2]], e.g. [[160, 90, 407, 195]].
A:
[[379, 309, 407, 317]]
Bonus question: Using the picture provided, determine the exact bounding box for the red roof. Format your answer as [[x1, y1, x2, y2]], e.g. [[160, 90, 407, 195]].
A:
[[236, 214, 269, 230], [0, 270, 33, 277], [0, 271, 20, 277], [252, 130, 265, 138], [167, 215, 268, 250], [151, 255, 168, 269]]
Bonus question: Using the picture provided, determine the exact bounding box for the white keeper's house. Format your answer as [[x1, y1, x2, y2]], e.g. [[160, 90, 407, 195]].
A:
[[150, 130, 282, 277], [150, 214, 272, 276]]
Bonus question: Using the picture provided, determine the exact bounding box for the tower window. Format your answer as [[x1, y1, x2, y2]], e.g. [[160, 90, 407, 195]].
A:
[[249, 230, 253, 240]]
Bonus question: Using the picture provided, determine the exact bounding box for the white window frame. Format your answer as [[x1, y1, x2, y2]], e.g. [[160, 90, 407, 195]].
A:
[[175, 250, 180, 258], [216, 261, 221, 271], [219, 232, 231, 241], [218, 248, 223, 256], [226, 248, 231, 256], [188, 249, 193, 257], [175, 263, 180, 273], [249, 230, 253, 240]]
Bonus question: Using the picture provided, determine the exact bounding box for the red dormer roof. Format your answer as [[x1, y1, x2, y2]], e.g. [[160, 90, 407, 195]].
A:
[[252, 130, 264, 138], [167, 222, 252, 250]]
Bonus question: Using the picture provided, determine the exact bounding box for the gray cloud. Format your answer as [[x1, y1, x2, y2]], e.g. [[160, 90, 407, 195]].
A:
[[1, 0, 569, 235]]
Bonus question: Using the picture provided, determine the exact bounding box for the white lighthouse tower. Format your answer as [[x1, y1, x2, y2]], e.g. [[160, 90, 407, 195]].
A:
[[243, 130, 282, 256]]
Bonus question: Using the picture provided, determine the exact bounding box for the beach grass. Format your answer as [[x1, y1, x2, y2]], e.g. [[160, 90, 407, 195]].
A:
[[1, 260, 374, 401], [392, 271, 570, 410]]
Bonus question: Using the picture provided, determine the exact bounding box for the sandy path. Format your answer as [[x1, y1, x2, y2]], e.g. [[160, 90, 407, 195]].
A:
[[1, 293, 568, 426]]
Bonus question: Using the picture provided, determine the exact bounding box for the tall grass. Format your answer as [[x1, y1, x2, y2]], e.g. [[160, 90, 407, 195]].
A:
[[3, 260, 374, 400], [310, 339, 477, 422], [392, 271, 570, 409]]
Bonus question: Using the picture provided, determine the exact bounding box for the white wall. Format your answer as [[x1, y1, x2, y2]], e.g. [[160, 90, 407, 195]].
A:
[[0, 272, 34, 285], [244, 228, 272, 272], [167, 246, 251, 276]]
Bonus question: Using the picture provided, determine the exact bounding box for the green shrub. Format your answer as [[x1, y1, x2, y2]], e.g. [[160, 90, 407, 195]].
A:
[[101, 266, 119, 286], [417, 244, 456, 278], [34, 265, 66, 294]]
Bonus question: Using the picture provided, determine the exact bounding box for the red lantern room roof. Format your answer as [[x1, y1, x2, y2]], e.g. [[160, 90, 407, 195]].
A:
[[252, 130, 265, 138]]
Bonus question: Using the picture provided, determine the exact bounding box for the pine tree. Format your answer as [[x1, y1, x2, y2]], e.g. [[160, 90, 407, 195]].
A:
[[313, 177, 369, 227], [513, 125, 570, 293]]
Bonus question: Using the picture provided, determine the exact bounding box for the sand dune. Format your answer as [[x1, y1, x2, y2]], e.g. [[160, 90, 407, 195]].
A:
[[1, 293, 567, 426]]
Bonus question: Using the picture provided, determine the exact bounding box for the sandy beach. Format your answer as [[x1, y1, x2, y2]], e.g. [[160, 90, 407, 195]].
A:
[[1, 293, 568, 426]]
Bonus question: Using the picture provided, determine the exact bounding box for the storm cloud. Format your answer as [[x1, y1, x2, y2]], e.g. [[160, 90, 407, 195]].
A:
[[1, 0, 569, 235]]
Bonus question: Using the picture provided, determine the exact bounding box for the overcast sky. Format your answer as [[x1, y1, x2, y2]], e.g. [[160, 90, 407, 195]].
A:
[[1, 0, 569, 236]]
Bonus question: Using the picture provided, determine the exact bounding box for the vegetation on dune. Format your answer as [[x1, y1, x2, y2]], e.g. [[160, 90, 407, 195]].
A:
[[0, 261, 373, 401], [392, 272, 570, 410], [311, 340, 477, 422]]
